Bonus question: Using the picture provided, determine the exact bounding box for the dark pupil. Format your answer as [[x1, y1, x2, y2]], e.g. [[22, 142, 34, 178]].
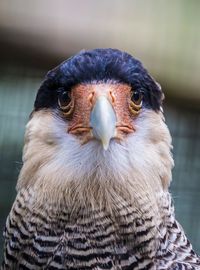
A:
[[132, 91, 140, 102], [59, 91, 70, 105]]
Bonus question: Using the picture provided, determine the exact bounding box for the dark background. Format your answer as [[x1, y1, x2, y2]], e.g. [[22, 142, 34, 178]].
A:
[[0, 0, 200, 261]]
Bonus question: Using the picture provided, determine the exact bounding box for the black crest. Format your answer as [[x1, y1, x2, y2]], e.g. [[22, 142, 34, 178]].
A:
[[34, 48, 163, 111]]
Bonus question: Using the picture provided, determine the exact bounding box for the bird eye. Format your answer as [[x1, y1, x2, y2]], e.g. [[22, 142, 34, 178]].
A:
[[58, 90, 74, 116], [129, 90, 143, 116], [131, 91, 143, 105], [58, 91, 71, 107]]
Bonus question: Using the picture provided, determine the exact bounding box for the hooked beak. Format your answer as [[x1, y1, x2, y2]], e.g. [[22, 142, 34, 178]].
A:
[[90, 96, 117, 150]]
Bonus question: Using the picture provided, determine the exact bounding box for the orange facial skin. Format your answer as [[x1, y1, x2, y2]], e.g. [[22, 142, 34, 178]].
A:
[[65, 83, 138, 144]]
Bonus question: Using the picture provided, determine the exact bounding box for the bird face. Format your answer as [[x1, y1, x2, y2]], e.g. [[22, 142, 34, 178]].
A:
[[59, 83, 142, 150], [18, 49, 173, 215]]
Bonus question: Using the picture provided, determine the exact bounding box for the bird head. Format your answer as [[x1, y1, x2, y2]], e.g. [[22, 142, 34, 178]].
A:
[[17, 49, 173, 217]]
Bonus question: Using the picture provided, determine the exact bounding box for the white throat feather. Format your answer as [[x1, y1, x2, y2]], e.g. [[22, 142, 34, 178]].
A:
[[17, 109, 173, 221]]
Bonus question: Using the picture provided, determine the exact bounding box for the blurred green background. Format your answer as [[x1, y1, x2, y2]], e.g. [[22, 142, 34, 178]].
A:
[[0, 0, 200, 261]]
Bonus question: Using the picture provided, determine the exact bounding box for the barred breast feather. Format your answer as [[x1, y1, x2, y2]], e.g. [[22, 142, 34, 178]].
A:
[[2, 188, 156, 269], [2, 188, 200, 270]]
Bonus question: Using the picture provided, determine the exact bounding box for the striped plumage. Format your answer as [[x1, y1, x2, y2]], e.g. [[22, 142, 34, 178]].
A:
[[2, 189, 200, 269], [2, 49, 200, 269]]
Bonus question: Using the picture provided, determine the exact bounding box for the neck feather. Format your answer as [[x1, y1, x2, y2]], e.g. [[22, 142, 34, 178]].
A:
[[17, 109, 174, 221]]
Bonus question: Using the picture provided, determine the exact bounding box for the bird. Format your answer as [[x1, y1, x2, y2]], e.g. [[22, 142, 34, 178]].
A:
[[1, 48, 200, 270]]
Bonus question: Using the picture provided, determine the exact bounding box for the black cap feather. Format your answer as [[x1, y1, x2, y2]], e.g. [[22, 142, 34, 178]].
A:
[[34, 48, 163, 111]]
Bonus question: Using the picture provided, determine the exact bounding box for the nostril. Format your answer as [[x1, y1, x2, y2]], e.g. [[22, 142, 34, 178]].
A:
[[109, 91, 115, 104], [88, 92, 95, 105]]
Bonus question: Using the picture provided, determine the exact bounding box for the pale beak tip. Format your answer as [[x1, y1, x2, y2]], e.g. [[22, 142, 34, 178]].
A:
[[101, 138, 110, 151], [102, 142, 109, 151]]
